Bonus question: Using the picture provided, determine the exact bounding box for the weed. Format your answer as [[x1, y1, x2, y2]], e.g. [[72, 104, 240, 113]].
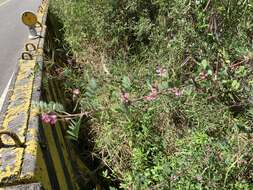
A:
[[47, 0, 253, 189]]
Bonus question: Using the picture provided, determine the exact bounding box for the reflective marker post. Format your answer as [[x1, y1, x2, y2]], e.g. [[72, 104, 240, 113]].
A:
[[28, 26, 39, 39], [21, 11, 39, 40]]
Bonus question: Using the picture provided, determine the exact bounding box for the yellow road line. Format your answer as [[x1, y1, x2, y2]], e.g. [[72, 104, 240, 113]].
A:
[[0, 0, 11, 7]]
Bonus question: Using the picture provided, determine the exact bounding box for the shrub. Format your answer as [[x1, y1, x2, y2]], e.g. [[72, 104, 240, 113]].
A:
[[49, 0, 253, 189]]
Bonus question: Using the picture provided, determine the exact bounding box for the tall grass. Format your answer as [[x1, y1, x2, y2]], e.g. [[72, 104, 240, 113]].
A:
[[49, 0, 253, 189]]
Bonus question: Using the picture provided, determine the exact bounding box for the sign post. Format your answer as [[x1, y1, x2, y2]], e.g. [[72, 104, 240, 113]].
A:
[[21, 11, 39, 40]]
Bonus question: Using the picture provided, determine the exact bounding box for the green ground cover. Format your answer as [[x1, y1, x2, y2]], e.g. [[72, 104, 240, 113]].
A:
[[47, 0, 253, 189]]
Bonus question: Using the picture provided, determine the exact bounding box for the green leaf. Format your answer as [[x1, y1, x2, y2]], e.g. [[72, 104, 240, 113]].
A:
[[158, 81, 169, 91], [231, 80, 240, 91], [116, 104, 129, 114], [32, 101, 64, 113], [109, 187, 117, 190], [207, 69, 213, 76], [122, 76, 131, 90], [67, 117, 83, 141], [89, 78, 97, 90], [85, 91, 94, 98], [200, 59, 209, 70]]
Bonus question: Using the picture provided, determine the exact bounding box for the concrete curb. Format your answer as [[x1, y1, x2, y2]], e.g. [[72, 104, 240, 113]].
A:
[[0, 0, 50, 187], [0, 1, 87, 189]]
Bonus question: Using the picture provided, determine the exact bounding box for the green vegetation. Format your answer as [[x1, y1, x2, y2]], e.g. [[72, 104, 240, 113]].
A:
[[47, 0, 253, 189]]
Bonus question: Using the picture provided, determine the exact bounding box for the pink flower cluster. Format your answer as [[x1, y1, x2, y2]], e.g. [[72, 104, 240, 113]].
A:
[[171, 87, 182, 97], [199, 71, 208, 80], [120, 92, 130, 103], [73, 88, 81, 99], [67, 58, 76, 65], [41, 113, 57, 125], [73, 88, 81, 95], [145, 87, 158, 101]]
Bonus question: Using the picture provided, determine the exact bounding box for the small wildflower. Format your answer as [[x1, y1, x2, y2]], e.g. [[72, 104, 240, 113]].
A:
[[199, 71, 208, 80], [41, 113, 50, 124], [170, 175, 177, 182], [41, 113, 58, 125], [120, 92, 130, 103], [196, 175, 203, 182], [67, 58, 76, 65], [156, 66, 167, 77], [145, 87, 158, 101], [49, 113, 57, 125], [73, 88, 81, 96], [172, 87, 182, 97], [73, 88, 81, 100]]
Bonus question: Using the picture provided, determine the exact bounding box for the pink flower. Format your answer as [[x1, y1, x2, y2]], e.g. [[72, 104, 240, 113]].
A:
[[170, 175, 177, 182], [199, 71, 208, 80], [156, 66, 167, 77], [67, 58, 76, 65], [172, 87, 182, 97], [120, 92, 130, 103], [41, 113, 51, 124], [196, 175, 203, 182], [49, 114, 57, 125], [73, 88, 81, 95], [145, 87, 158, 101], [41, 113, 58, 125]]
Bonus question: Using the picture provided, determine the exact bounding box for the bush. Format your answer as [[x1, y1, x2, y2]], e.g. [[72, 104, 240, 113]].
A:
[[49, 0, 253, 189]]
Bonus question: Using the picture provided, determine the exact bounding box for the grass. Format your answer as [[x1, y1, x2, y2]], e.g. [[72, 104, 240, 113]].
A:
[[45, 0, 253, 189]]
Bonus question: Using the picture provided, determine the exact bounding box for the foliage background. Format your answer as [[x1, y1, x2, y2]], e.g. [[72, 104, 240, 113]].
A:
[[49, 0, 253, 189]]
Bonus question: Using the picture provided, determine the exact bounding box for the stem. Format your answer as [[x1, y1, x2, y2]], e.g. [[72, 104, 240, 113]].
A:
[[58, 112, 89, 118], [204, 0, 212, 11], [223, 154, 244, 187]]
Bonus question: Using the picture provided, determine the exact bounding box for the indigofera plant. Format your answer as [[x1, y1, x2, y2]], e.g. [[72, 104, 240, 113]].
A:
[[48, 0, 253, 189]]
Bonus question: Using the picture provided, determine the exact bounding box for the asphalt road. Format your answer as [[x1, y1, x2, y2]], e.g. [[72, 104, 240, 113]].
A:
[[0, 0, 41, 96]]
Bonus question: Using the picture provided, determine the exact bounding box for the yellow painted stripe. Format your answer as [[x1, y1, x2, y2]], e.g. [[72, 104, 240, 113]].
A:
[[42, 124, 69, 190], [35, 145, 52, 190], [0, 60, 36, 183], [46, 80, 79, 189], [1, 61, 35, 144], [55, 122, 79, 189]]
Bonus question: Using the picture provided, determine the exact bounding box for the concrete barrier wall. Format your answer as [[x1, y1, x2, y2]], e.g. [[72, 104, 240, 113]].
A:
[[0, 1, 53, 189], [0, 1, 100, 188]]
